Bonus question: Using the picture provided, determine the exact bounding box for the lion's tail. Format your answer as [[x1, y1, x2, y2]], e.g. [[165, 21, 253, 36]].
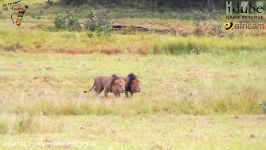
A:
[[84, 83, 95, 93]]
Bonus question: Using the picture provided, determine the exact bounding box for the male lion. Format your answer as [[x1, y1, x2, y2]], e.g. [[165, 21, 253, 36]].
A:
[[120, 73, 142, 97], [84, 75, 126, 97]]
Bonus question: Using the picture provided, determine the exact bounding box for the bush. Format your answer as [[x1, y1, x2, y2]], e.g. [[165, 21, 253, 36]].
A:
[[85, 9, 112, 38], [55, 9, 112, 37], [47, 0, 54, 5], [55, 9, 82, 31], [55, 14, 66, 29]]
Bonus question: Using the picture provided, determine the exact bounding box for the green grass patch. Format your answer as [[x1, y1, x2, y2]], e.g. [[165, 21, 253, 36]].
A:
[[153, 36, 266, 54], [0, 121, 8, 135], [0, 26, 265, 54]]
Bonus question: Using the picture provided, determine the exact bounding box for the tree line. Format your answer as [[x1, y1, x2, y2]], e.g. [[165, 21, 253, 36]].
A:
[[57, 0, 239, 10]]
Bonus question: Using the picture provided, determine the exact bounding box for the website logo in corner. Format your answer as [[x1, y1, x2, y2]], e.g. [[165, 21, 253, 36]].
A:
[[226, 1, 264, 15], [2, 0, 29, 26], [224, 22, 234, 30], [225, 1, 264, 20], [224, 22, 265, 30]]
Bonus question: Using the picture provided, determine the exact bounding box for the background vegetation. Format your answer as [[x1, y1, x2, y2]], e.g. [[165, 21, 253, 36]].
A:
[[58, 0, 253, 10]]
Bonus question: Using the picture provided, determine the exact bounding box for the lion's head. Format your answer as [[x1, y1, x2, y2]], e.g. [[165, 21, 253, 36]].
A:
[[126, 73, 141, 93], [110, 75, 126, 94], [130, 78, 141, 93], [112, 79, 126, 93]]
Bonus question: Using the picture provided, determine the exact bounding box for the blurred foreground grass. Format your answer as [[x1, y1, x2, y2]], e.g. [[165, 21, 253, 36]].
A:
[[0, 115, 266, 150]]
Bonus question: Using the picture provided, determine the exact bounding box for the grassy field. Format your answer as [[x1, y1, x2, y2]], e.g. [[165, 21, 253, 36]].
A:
[[0, 46, 266, 150], [0, 52, 265, 116]]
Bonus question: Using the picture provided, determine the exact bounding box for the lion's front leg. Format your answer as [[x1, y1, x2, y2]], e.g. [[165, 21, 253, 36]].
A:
[[113, 92, 121, 98], [125, 91, 129, 98], [103, 87, 109, 97]]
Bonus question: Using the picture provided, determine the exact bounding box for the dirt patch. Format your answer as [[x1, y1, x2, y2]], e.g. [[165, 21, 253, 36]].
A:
[[65, 49, 96, 55], [257, 115, 266, 121], [213, 73, 241, 81], [100, 48, 121, 55]]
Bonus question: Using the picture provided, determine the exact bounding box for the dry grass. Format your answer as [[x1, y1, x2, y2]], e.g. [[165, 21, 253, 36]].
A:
[[0, 52, 265, 116]]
